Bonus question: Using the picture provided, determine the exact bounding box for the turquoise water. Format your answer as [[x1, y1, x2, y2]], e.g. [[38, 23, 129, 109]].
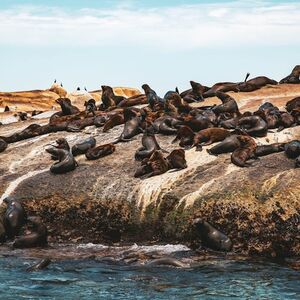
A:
[[0, 254, 299, 300]]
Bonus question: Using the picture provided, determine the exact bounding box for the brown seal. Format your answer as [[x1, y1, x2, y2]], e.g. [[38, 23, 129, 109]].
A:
[[13, 216, 47, 248], [56, 98, 80, 116], [0, 138, 8, 153], [85, 143, 115, 160], [286, 97, 300, 112], [84, 99, 97, 116], [172, 125, 195, 149], [238, 75, 278, 92], [166, 149, 187, 169], [277, 112, 295, 132], [72, 137, 96, 156], [103, 113, 124, 132], [212, 92, 240, 116], [142, 84, 164, 111], [238, 115, 268, 137], [100, 85, 126, 110], [280, 65, 300, 84], [3, 197, 27, 239], [179, 80, 208, 102], [203, 82, 239, 98], [153, 116, 181, 135], [135, 126, 163, 161], [134, 150, 169, 179], [193, 128, 231, 151], [254, 143, 286, 157], [231, 135, 256, 167], [207, 134, 242, 156]]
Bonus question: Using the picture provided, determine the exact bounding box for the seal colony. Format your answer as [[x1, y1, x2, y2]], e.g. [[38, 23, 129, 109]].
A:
[[0, 65, 299, 255]]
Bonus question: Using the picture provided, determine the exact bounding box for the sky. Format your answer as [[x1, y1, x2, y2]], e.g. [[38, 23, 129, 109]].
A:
[[0, 0, 299, 95]]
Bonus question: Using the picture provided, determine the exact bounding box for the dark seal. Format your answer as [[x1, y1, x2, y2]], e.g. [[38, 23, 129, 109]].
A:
[[46, 148, 77, 174], [72, 137, 96, 156]]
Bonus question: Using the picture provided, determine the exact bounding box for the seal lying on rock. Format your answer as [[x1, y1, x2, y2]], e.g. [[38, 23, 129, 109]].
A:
[[238, 115, 268, 137], [193, 218, 232, 252], [254, 143, 286, 157], [207, 134, 242, 156], [166, 149, 187, 170], [172, 125, 195, 149], [213, 92, 240, 116], [13, 216, 47, 248], [284, 140, 300, 159], [85, 143, 115, 160], [46, 148, 77, 174], [231, 135, 257, 167], [280, 65, 300, 84], [3, 197, 26, 239], [0, 138, 8, 153], [193, 128, 231, 151], [72, 137, 96, 156]]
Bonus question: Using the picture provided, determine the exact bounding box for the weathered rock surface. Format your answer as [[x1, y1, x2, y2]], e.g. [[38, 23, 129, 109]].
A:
[[0, 84, 299, 257]]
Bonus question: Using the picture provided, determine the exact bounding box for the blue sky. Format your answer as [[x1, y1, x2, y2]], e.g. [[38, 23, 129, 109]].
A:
[[0, 0, 299, 94]]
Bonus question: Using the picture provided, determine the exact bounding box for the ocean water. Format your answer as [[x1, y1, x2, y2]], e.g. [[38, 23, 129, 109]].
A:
[[0, 244, 299, 300]]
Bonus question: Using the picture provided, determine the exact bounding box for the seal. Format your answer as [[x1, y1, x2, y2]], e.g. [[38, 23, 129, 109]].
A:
[[238, 75, 278, 92], [231, 135, 257, 167], [3, 197, 27, 239], [166, 149, 187, 170], [146, 258, 186, 268], [203, 81, 239, 98], [207, 134, 242, 156], [72, 137, 96, 156], [212, 92, 240, 116], [85, 143, 115, 160], [46, 148, 78, 174], [254, 109, 279, 129], [103, 113, 124, 132], [113, 112, 144, 144], [284, 140, 300, 159], [180, 80, 208, 102], [56, 98, 80, 116], [279, 65, 300, 84], [135, 126, 163, 161], [100, 85, 126, 110], [238, 115, 268, 137], [134, 150, 169, 179], [153, 116, 181, 135], [286, 97, 300, 112], [13, 216, 47, 248], [164, 91, 193, 114], [296, 155, 300, 168], [180, 112, 213, 132], [142, 84, 164, 111], [193, 218, 232, 252], [277, 112, 295, 132], [193, 128, 231, 151], [84, 99, 97, 116], [172, 125, 195, 149], [0, 138, 8, 153], [254, 143, 286, 157], [26, 258, 51, 272]]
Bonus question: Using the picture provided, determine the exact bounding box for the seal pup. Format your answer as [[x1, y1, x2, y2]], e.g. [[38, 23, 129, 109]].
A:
[[85, 143, 115, 160], [72, 137, 96, 156], [135, 126, 163, 161], [231, 135, 257, 167], [84, 99, 97, 116], [3, 197, 27, 239], [46, 148, 77, 174], [13, 216, 47, 249], [193, 218, 232, 252]]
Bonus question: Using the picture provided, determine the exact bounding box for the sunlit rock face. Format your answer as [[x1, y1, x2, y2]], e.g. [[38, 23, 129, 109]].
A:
[[0, 84, 299, 257]]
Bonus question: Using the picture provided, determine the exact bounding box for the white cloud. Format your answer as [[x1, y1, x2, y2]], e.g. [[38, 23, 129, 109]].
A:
[[0, 1, 299, 49]]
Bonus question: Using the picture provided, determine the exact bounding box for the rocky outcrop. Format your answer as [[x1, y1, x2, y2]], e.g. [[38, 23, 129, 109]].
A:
[[0, 84, 299, 257]]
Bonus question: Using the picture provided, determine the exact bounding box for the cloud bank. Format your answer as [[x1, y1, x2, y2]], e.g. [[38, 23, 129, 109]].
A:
[[0, 1, 299, 49]]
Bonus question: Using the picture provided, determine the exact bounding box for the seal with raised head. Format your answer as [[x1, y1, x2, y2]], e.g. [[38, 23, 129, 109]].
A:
[[72, 137, 96, 156], [3, 197, 27, 239], [193, 218, 232, 252], [142, 84, 164, 111], [280, 65, 300, 84], [84, 99, 97, 116], [85, 143, 115, 160], [13, 216, 47, 249], [135, 126, 163, 161], [46, 148, 77, 174], [212, 92, 240, 116], [231, 135, 257, 167]]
